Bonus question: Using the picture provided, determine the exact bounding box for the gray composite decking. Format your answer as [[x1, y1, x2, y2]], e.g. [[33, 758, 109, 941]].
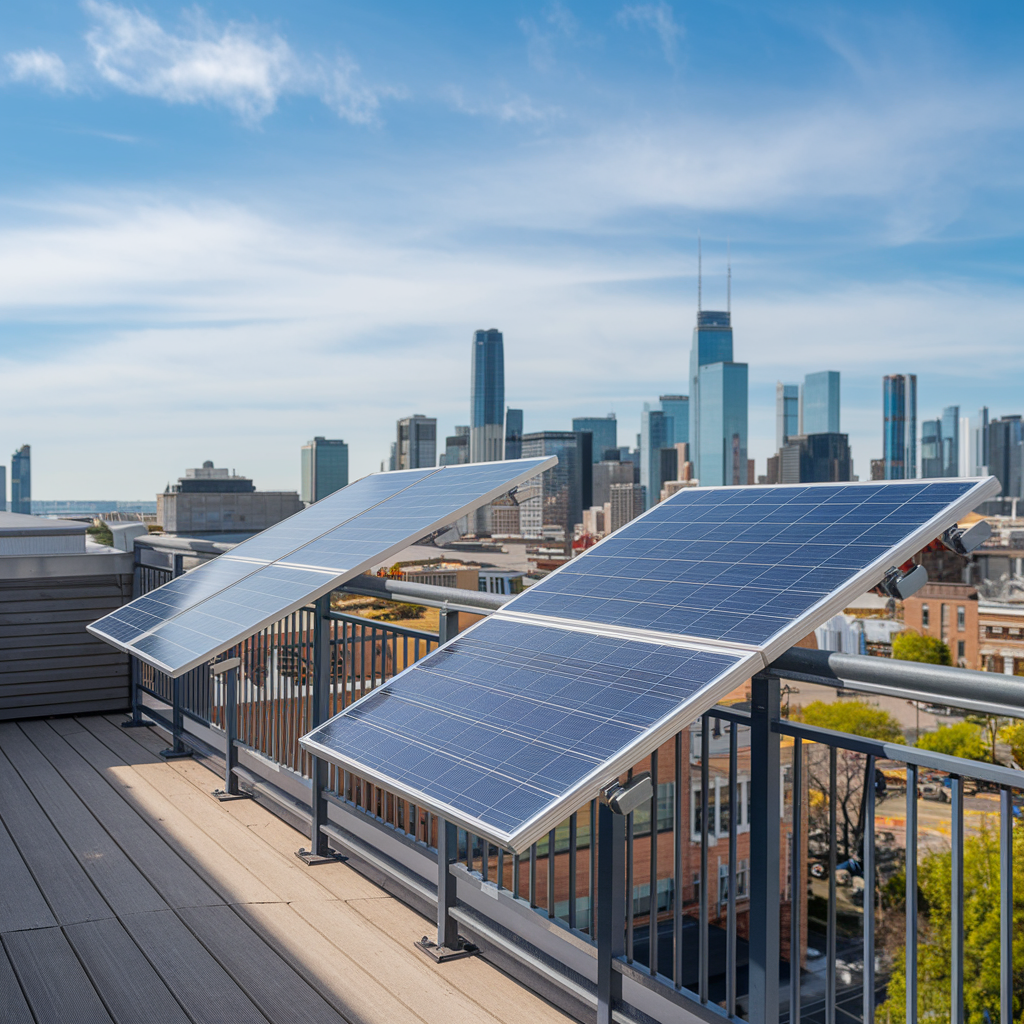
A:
[[0, 714, 574, 1024]]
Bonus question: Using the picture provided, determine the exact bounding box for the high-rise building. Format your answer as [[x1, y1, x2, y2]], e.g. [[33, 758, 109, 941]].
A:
[[470, 329, 505, 463], [973, 407, 990, 475], [987, 416, 1024, 498], [572, 415, 617, 462], [576, 431, 593, 509], [883, 374, 917, 479], [776, 383, 799, 451], [640, 405, 674, 510], [396, 416, 436, 470], [593, 459, 635, 507], [11, 445, 30, 515], [0, 465, 5, 511], [688, 311, 748, 487], [941, 405, 960, 478], [658, 397, 689, 445], [778, 433, 853, 483], [921, 419, 942, 478], [300, 437, 349, 504], [520, 432, 582, 547], [442, 426, 470, 466], [608, 483, 645, 532], [800, 371, 840, 435], [505, 408, 523, 460]]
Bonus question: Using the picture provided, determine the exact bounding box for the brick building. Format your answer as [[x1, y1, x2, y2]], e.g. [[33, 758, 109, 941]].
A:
[[902, 582, 979, 668]]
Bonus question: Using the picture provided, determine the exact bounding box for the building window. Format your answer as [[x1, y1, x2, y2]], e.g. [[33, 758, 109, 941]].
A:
[[921, 604, 929, 628], [957, 640, 965, 661], [957, 606, 966, 631], [717, 860, 750, 907], [691, 778, 749, 841]]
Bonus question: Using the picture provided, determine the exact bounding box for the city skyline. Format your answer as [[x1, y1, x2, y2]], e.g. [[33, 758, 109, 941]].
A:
[[1, 3, 1022, 498]]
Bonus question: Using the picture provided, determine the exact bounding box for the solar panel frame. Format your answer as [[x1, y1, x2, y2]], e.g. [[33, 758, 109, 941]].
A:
[[301, 618, 763, 851], [500, 476, 1002, 662], [88, 457, 556, 676]]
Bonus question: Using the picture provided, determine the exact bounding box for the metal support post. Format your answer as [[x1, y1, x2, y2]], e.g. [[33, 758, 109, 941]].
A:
[[597, 799, 626, 1024], [298, 595, 339, 864], [415, 818, 477, 962], [438, 606, 459, 645], [121, 656, 147, 728], [172, 553, 185, 578], [748, 672, 781, 1024], [159, 674, 192, 758], [212, 658, 245, 800]]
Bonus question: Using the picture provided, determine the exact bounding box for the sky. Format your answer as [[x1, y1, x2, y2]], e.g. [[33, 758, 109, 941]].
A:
[[1, 1, 1022, 499]]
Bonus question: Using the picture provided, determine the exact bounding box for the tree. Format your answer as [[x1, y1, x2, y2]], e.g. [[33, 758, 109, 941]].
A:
[[892, 630, 952, 665], [796, 700, 903, 741], [915, 721, 989, 763], [880, 825, 1024, 1023], [968, 713, 1011, 764], [1000, 721, 1024, 768]]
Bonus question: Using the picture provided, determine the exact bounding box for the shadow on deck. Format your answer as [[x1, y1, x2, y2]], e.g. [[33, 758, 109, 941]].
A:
[[0, 714, 573, 1024]]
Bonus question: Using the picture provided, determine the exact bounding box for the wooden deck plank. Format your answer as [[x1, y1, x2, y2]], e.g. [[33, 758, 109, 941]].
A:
[[65, 917, 191, 1024], [0, 943, 35, 1024], [2, 926, 113, 1024], [177, 905, 351, 1024], [0, 748, 113, 925], [0, 817, 57, 932], [21, 720, 223, 911], [0, 723, 167, 917], [120, 910, 270, 1024]]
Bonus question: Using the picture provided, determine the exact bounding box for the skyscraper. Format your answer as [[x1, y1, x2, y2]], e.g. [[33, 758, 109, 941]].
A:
[[442, 426, 470, 466], [300, 437, 349, 504], [572, 415, 617, 462], [883, 374, 917, 479], [941, 405, 960, 478], [921, 419, 942, 478], [689, 311, 748, 488], [658, 397, 689, 445], [0, 465, 5, 511], [973, 407, 990, 475], [640, 405, 674, 510], [470, 329, 505, 463], [504, 409, 523, 460], [11, 445, 30, 515], [396, 416, 436, 470], [800, 371, 840, 435], [520, 432, 582, 546], [987, 416, 1024, 498], [776, 383, 799, 450]]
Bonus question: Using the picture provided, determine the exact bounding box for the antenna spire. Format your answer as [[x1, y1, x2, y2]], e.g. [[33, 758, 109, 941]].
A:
[[727, 240, 731, 314], [697, 235, 702, 313]]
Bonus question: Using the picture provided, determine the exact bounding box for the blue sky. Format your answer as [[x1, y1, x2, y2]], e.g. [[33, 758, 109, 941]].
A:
[[1, 1, 1022, 499]]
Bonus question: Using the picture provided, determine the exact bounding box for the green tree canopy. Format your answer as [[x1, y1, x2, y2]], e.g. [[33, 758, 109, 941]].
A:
[[796, 699, 903, 741], [1000, 721, 1024, 768], [915, 720, 989, 762], [892, 630, 952, 665]]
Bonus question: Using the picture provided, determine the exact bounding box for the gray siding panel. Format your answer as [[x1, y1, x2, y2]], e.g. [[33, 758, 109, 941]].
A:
[[0, 573, 132, 720]]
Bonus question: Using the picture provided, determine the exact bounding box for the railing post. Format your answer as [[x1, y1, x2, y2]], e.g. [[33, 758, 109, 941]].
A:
[[121, 655, 147, 728], [438, 605, 459, 645], [597, 799, 626, 1024], [212, 658, 244, 800], [298, 595, 336, 864], [172, 552, 185, 578], [159, 674, 191, 759], [748, 671, 781, 1023], [415, 817, 476, 962]]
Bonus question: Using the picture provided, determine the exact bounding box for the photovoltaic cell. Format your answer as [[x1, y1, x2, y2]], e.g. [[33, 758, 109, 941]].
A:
[[89, 457, 555, 675], [302, 616, 754, 841], [508, 481, 980, 650]]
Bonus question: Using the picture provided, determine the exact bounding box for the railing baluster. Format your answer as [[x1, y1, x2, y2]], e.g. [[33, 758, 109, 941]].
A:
[[906, 763, 918, 1024], [789, 736, 801, 1024], [1001, 787, 1013, 1024], [482, 835, 489, 883], [547, 828, 556, 918], [568, 813, 577, 930], [827, 746, 837, 1024], [529, 842, 538, 908], [650, 748, 659, 978], [590, 799, 597, 936], [498, 847, 505, 891], [728, 719, 739, 1017], [513, 851, 521, 900], [699, 715, 709, 1003], [674, 730, 683, 989], [626, 794, 634, 962], [863, 754, 875, 1024], [951, 775, 964, 1024]]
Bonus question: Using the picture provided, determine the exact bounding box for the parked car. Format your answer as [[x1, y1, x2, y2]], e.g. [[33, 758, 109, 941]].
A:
[[920, 781, 951, 803]]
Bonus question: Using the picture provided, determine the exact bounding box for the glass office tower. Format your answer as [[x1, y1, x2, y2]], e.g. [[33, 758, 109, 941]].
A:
[[520, 432, 582, 544], [658, 397, 689, 446], [883, 374, 917, 479], [396, 416, 437, 470], [776, 383, 799, 450], [801, 371, 840, 435], [572, 415, 617, 462], [11, 445, 30, 514], [504, 409, 523, 460], [471, 329, 505, 463], [300, 437, 349, 504], [689, 311, 748, 487], [921, 420, 942, 478], [640, 405, 674, 510], [941, 405, 960, 478]]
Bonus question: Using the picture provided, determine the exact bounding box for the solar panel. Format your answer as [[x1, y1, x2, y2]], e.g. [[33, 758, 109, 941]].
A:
[[300, 476, 1000, 851], [88, 457, 555, 676], [301, 616, 759, 847]]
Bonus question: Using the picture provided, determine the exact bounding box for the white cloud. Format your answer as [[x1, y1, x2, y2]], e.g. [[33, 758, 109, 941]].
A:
[[5, 49, 70, 91], [618, 2, 683, 64]]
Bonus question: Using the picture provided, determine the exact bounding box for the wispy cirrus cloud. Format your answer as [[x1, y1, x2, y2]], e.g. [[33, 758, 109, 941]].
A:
[[5, 49, 70, 90], [2, 2, 395, 125], [618, 2, 684, 64]]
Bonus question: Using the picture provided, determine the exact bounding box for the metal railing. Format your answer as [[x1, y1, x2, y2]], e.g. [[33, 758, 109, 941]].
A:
[[125, 541, 1024, 1024]]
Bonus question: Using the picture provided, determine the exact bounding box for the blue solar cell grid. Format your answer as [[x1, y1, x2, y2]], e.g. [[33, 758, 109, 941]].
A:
[[303, 616, 748, 838], [510, 481, 977, 647]]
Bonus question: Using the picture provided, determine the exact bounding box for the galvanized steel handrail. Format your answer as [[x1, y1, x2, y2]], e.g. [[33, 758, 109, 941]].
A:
[[337, 574, 510, 613]]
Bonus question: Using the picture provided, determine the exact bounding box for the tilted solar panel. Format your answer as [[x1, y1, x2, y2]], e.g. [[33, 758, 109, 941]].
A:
[[301, 476, 1000, 851], [88, 458, 556, 676]]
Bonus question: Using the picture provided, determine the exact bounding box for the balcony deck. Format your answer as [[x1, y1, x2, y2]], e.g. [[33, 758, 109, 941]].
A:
[[0, 714, 573, 1024]]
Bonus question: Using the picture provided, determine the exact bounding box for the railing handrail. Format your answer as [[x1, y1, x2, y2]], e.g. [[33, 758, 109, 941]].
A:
[[337, 574, 510, 613], [328, 609, 440, 643], [135, 535, 238, 555]]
